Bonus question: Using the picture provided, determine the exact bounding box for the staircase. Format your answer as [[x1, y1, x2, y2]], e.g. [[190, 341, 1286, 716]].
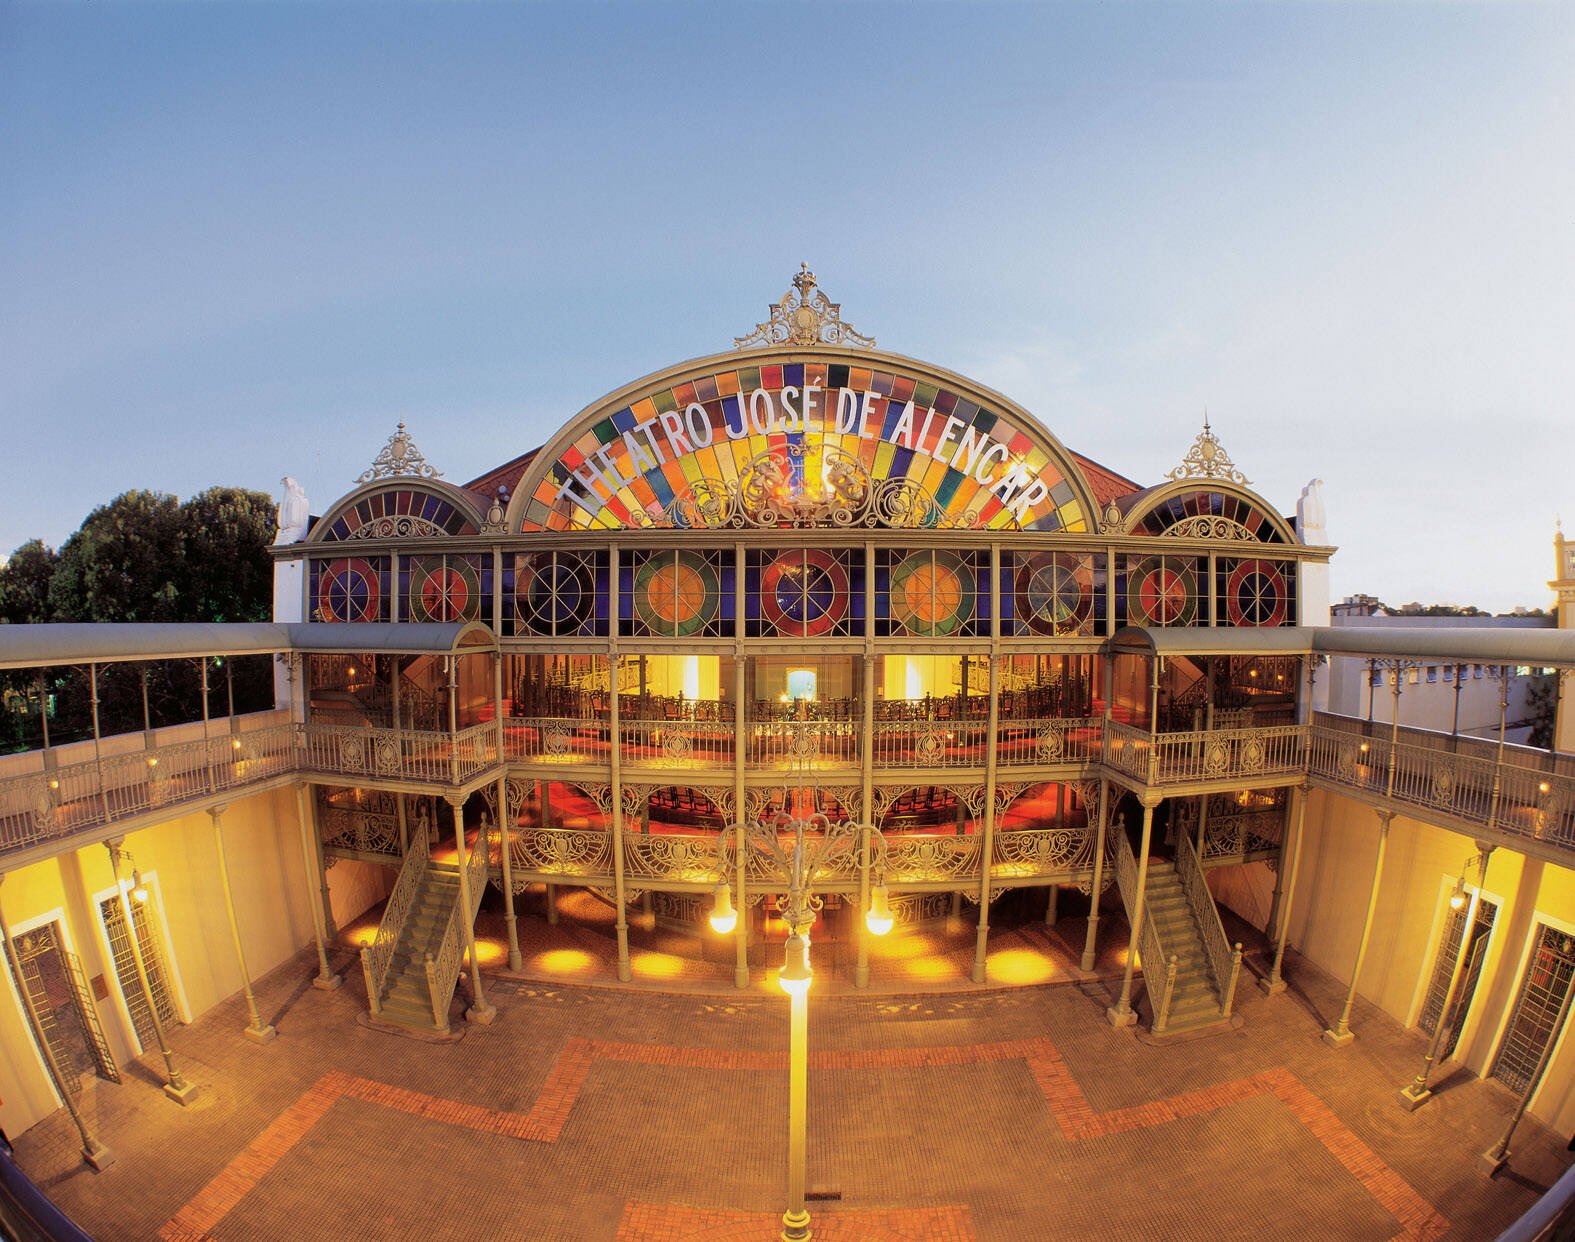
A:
[[370, 861, 462, 1031], [1142, 860, 1228, 1033]]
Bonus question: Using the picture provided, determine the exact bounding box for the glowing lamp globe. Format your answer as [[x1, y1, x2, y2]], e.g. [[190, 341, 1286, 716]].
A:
[[865, 883, 894, 937], [708, 883, 737, 935], [779, 932, 812, 996]]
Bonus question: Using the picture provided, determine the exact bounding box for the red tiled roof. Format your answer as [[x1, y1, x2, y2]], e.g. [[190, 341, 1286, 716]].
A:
[[1069, 451, 1142, 508], [464, 449, 539, 504]]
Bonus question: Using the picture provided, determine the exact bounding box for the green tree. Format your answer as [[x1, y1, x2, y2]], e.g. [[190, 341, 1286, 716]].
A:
[[1526, 672, 1559, 749], [179, 487, 276, 623], [49, 490, 186, 623], [0, 539, 60, 624]]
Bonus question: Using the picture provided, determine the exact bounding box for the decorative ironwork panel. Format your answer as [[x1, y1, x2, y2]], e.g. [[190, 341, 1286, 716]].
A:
[[746, 547, 860, 638], [511, 550, 607, 637], [1121, 555, 1204, 627], [876, 548, 985, 638], [404, 554, 487, 624], [623, 832, 727, 882], [310, 556, 389, 623], [1215, 558, 1295, 628], [1005, 551, 1105, 636], [511, 826, 612, 880], [992, 827, 1095, 879], [619, 548, 732, 638]]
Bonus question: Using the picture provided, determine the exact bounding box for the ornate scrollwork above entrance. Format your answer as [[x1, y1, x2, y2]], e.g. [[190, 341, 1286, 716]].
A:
[[356, 422, 443, 485], [1166, 415, 1250, 485], [628, 439, 981, 531], [734, 264, 875, 349]]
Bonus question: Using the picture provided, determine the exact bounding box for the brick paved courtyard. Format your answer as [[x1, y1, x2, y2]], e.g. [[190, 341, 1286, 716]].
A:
[[11, 921, 1572, 1242]]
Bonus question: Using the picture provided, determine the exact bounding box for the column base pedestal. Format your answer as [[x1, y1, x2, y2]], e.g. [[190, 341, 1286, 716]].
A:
[[312, 972, 343, 991], [163, 1080, 199, 1106], [1322, 1027, 1355, 1049], [1259, 975, 1288, 996], [780, 1208, 811, 1242], [83, 1142, 115, 1171], [467, 1002, 497, 1025], [243, 1023, 278, 1044], [1481, 1149, 1508, 1178], [1106, 1004, 1138, 1029], [1398, 1084, 1431, 1111]]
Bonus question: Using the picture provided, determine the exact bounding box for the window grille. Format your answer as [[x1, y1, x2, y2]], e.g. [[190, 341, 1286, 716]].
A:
[[1491, 923, 1575, 1096], [100, 896, 176, 1050], [1418, 896, 1497, 1061]]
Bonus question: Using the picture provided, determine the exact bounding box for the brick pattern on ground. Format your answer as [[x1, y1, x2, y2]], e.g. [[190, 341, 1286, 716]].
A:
[[159, 1032, 1447, 1242]]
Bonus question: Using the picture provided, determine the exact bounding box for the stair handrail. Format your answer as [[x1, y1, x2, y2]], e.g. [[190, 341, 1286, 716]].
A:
[[425, 821, 492, 1029], [359, 820, 430, 1012], [1176, 833, 1241, 1017], [1111, 828, 1175, 1029]]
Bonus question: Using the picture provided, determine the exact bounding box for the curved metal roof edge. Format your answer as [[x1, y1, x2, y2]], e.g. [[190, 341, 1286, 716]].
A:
[[1310, 626, 1575, 668], [1110, 625, 1575, 667], [1110, 626, 1315, 657], [0, 622, 498, 668]]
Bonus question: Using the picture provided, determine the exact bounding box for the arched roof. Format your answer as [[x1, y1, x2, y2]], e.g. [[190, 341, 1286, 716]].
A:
[[1116, 479, 1298, 545], [307, 478, 487, 545], [505, 345, 1107, 535]]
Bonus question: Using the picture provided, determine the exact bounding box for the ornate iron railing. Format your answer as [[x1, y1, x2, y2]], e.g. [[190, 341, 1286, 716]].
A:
[[622, 719, 737, 769], [1199, 809, 1283, 867], [623, 831, 726, 883], [0, 723, 297, 855], [1102, 720, 1154, 783], [871, 721, 989, 769], [1148, 724, 1308, 785], [991, 826, 1095, 880], [751, 721, 861, 768], [1175, 834, 1241, 1018], [507, 824, 613, 883], [1307, 725, 1575, 852], [1111, 828, 1173, 1027], [425, 822, 490, 1031], [502, 717, 609, 764], [359, 825, 428, 1017], [319, 805, 403, 860], [882, 833, 982, 885], [995, 717, 1103, 768]]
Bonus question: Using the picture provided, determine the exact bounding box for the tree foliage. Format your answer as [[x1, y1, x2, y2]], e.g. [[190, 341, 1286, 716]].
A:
[[2, 486, 278, 747]]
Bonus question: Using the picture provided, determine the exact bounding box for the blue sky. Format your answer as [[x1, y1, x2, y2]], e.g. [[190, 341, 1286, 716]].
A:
[[3, 2, 1571, 612]]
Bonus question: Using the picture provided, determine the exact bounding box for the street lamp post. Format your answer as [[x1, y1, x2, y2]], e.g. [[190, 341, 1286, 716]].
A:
[[710, 807, 891, 1242]]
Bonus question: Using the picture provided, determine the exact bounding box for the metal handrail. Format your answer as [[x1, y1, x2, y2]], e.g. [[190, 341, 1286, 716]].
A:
[[1111, 829, 1173, 1028], [358, 826, 429, 1015], [1176, 834, 1239, 1017], [425, 823, 491, 1028]]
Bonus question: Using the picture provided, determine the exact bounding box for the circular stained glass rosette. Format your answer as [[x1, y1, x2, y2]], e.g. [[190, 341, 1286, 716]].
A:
[[1225, 559, 1288, 628], [890, 551, 974, 637], [1127, 558, 1197, 627], [1015, 552, 1093, 636], [408, 558, 480, 623], [760, 549, 849, 638], [318, 558, 381, 623], [633, 551, 720, 637], [515, 553, 596, 635]]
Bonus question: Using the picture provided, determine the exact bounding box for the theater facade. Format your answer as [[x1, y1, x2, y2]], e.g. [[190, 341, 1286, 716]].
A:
[[1, 270, 1573, 1175]]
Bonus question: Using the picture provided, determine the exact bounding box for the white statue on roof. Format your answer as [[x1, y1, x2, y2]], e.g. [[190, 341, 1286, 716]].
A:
[[276, 476, 310, 544], [1297, 478, 1326, 545]]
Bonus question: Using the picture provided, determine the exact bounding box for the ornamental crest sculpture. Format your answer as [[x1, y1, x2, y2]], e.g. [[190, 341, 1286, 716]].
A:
[[735, 264, 876, 349], [631, 440, 982, 530], [357, 422, 444, 485], [1166, 415, 1250, 485]]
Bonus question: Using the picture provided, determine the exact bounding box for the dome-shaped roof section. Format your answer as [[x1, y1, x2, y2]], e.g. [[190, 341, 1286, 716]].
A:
[[506, 345, 1109, 535]]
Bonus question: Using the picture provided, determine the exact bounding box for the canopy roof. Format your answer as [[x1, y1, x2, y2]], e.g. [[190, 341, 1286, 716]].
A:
[[1110, 626, 1315, 658], [0, 622, 497, 669], [1111, 625, 1575, 668]]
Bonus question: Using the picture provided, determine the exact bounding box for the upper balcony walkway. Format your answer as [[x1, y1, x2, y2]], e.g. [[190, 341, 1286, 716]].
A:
[[4, 704, 1570, 875]]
